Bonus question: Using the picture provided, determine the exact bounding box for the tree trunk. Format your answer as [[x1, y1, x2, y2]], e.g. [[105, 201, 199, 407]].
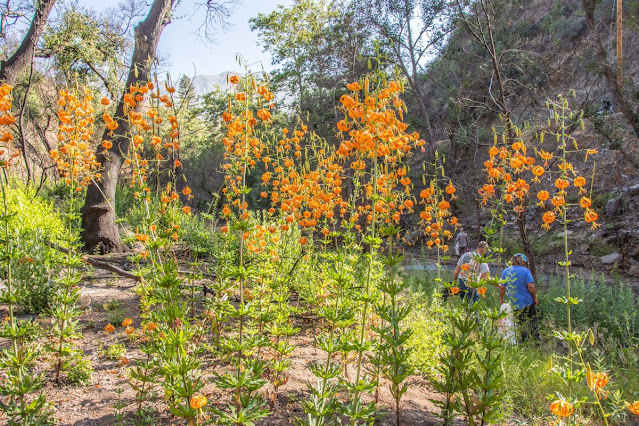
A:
[[616, 0, 622, 90], [404, 4, 434, 140], [0, 0, 56, 84], [81, 0, 175, 253], [516, 209, 536, 278]]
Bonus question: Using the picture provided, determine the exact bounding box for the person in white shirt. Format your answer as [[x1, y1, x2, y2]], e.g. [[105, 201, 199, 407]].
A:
[[451, 241, 490, 303]]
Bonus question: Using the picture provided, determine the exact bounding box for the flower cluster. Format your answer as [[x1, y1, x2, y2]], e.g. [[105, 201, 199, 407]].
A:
[[479, 131, 535, 213], [220, 75, 275, 220], [418, 179, 458, 251], [0, 84, 18, 168], [119, 81, 181, 190], [479, 108, 600, 233], [537, 159, 599, 231], [117, 80, 191, 256], [50, 87, 101, 189], [550, 399, 574, 418], [263, 127, 344, 233], [336, 78, 425, 230], [588, 371, 609, 398], [533, 108, 600, 231]]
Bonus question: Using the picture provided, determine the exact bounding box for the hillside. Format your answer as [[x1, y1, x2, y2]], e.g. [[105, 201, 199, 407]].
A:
[[192, 72, 238, 96], [415, 0, 639, 279]]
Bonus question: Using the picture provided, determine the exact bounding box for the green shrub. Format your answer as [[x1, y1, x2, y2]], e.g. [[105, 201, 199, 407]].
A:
[[10, 231, 62, 314], [179, 211, 216, 257], [589, 240, 615, 257], [102, 343, 126, 361], [115, 184, 136, 218], [405, 302, 446, 378], [406, 267, 639, 423], [5, 181, 65, 244], [404, 272, 448, 378], [591, 190, 614, 211], [548, 15, 586, 40], [499, 345, 566, 421], [0, 183, 66, 314], [66, 353, 94, 385], [102, 301, 126, 326], [538, 273, 639, 343]]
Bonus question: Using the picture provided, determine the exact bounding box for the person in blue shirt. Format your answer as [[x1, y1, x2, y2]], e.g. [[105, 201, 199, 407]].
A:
[[499, 253, 539, 342]]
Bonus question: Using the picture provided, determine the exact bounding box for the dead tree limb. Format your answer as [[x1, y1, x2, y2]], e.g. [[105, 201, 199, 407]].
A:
[[0, 0, 56, 84]]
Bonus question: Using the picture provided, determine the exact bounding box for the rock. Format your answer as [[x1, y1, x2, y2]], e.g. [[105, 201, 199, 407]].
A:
[[628, 184, 639, 196], [577, 244, 589, 255], [600, 252, 621, 265], [605, 197, 623, 217], [604, 235, 617, 245], [618, 229, 629, 245], [79, 294, 92, 308]]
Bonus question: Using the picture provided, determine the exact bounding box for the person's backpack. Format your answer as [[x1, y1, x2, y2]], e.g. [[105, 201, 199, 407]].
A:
[[498, 303, 516, 345]]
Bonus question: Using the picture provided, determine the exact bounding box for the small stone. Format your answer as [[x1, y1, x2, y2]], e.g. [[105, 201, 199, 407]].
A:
[[628, 184, 639, 196], [600, 252, 621, 265], [79, 295, 92, 308]]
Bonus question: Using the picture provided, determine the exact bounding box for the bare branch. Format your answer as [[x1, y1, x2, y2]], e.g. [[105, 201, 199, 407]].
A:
[[193, 0, 234, 43]]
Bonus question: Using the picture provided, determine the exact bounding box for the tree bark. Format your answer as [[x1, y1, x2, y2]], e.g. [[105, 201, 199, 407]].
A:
[[404, 2, 434, 140], [0, 0, 56, 85], [517, 208, 536, 278], [616, 0, 622, 90], [81, 0, 175, 253]]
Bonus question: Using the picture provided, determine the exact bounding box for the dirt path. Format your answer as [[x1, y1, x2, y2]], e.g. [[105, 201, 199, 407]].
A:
[[9, 270, 447, 425]]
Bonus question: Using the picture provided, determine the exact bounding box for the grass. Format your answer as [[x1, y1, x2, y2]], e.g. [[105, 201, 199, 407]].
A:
[[102, 300, 126, 326], [589, 240, 616, 257], [404, 268, 639, 423]]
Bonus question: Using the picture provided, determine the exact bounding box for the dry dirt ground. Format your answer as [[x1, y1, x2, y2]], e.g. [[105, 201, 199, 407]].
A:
[[2, 268, 449, 426]]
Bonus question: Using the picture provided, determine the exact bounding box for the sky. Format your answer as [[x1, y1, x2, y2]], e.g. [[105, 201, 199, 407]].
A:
[[83, 0, 293, 78]]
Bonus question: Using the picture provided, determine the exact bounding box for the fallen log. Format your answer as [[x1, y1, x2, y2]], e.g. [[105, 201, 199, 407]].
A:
[[86, 257, 140, 281], [48, 242, 141, 282]]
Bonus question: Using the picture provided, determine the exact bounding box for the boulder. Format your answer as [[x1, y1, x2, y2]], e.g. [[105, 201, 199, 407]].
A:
[[628, 184, 639, 196], [600, 252, 622, 265], [605, 197, 623, 217]]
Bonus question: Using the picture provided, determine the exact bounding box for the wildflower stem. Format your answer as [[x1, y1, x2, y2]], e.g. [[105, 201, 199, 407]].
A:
[[56, 179, 75, 384], [1, 176, 19, 358], [350, 148, 378, 425], [557, 99, 574, 396], [574, 344, 609, 426], [315, 248, 345, 425]]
